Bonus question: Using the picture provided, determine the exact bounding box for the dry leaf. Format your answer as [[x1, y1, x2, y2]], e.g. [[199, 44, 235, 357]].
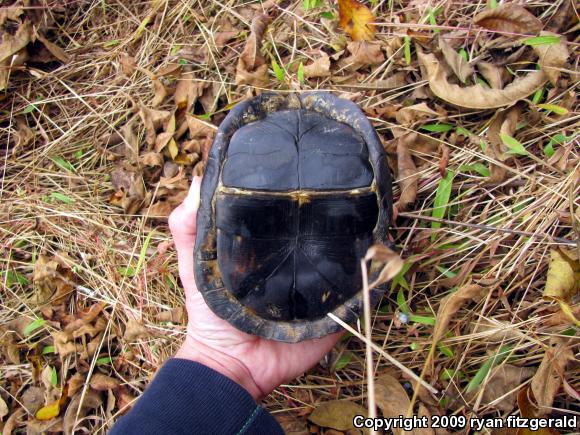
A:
[[138, 105, 171, 148], [338, 0, 376, 41], [236, 14, 269, 87], [151, 78, 167, 108], [35, 33, 69, 63], [438, 37, 473, 83], [0, 18, 31, 63], [308, 400, 368, 431], [303, 54, 331, 78], [531, 337, 574, 414], [174, 71, 204, 111], [36, 400, 61, 421], [22, 387, 44, 414], [12, 117, 35, 154], [141, 152, 164, 167], [32, 255, 74, 305], [365, 245, 404, 288], [479, 365, 535, 412], [339, 41, 384, 72], [532, 32, 569, 86], [63, 390, 102, 435], [155, 307, 184, 323], [0, 396, 8, 418], [477, 61, 505, 89], [375, 374, 410, 422], [394, 134, 419, 211], [473, 4, 542, 35], [543, 249, 579, 302], [90, 373, 120, 391], [155, 112, 176, 153], [433, 284, 486, 347], [438, 143, 449, 178], [119, 54, 137, 77], [414, 404, 435, 435], [123, 318, 150, 341], [418, 51, 548, 109], [3, 408, 24, 435], [395, 103, 439, 127]]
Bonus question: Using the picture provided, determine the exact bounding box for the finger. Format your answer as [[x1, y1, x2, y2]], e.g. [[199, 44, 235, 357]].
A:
[[169, 176, 202, 253], [168, 176, 202, 295]]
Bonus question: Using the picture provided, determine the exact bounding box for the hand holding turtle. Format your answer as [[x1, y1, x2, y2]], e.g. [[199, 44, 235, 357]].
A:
[[169, 176, 342, 401]]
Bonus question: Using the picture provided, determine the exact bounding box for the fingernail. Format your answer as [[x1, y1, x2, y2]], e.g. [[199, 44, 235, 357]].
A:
[[184, 176, 202, 213]]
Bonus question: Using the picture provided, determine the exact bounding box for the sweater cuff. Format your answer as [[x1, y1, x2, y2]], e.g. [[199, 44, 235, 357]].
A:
[[110, 358, 283, 435]]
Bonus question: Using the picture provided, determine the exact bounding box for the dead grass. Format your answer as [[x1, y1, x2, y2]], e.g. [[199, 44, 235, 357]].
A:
[[0, 0, 578, 433]]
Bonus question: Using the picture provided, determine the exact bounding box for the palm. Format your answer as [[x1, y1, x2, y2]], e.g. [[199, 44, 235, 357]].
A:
[[169, 179, 341, 398]]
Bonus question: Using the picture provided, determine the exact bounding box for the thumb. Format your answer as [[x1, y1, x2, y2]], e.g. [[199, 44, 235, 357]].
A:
[[168, 176, 202, 252]]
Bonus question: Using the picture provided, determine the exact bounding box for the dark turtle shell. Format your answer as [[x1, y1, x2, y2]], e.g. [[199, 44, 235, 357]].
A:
[[194, 93, 393, 342]]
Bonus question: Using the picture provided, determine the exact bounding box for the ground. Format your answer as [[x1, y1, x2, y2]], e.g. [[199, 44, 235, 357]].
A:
[[0, 0, 578, 434]]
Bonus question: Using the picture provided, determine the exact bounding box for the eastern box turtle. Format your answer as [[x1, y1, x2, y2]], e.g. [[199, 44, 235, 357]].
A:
[[194, 92, 393, 342]]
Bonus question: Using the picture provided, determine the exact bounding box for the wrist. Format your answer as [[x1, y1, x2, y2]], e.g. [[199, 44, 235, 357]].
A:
[[175, 335, 265, 401]]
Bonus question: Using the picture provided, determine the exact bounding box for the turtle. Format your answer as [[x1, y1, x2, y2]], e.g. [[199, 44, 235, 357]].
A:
[[194, 92, 393, 342]]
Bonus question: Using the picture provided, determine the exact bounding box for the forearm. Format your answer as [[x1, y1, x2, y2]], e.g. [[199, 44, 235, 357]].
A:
[[110, 358, 283, 435]]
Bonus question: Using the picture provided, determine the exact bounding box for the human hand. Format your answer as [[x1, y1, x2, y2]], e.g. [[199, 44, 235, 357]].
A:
[[169, 176, 342, 401]]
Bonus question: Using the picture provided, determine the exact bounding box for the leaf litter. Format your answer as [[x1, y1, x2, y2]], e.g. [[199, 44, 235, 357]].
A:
[[0, 0, 578, 433]]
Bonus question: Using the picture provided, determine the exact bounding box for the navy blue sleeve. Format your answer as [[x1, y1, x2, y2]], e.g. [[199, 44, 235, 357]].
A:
[[110, 358, 283, 435]]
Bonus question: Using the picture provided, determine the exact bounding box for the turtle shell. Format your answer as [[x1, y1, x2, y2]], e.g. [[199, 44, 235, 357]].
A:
[[194, 92, 393, 342]]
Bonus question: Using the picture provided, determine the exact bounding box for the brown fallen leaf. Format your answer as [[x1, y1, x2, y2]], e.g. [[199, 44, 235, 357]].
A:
[[394, 138, 417, 213], [395, 103, 439, 127], [155, 307, 184, 323], [12, 117, 35, 155], [531, 337, 574, 414], [308, 400, 368, 431], [438, 143, 449, 178], [365, 245, 404, 289], [517, 387, 559, 435], [532, 32, 569, 86], [414, 404, 435, 435], [0, 396, 8, 418], [32, 255, 74, 305], [375, 374, 410, 424], [418, 51, 549, 109], [303, 54, 331, 78], [151, 78, 167, 108], [174, 70, 204, 111], [90, 373, 120, 391], [438, 37, 473, 83], [22, 386, 44, 415], [339, 41, 384, 72], [485, 105, 520, 182], [477, 61, 505, 89], [479, 365, 535, 412], [0, 17, 31, 91], [154, 112, 176, 153], [432, 284, 486, 352], [35, 32, 69, 63], [473, 4, 542, 35], [138, 105, 172, 148], [338, 0, 376, 41], [110, 167, 148, 214], [63, 390, 102, 434], [3, 408, 25, 435], [123, 318, 150, 341], [235, 14, 269, 87]]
